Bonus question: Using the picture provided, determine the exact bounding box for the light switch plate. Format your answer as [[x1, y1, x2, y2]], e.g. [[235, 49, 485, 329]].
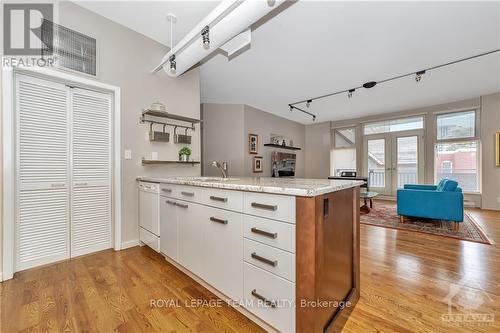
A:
[[124, 149, 132, 160]]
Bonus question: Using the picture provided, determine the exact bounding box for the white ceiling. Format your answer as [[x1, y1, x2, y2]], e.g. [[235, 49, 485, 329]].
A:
[[76, 1, 500, 124], [200, 1, 500, 124], [74, 0, 220, 47]]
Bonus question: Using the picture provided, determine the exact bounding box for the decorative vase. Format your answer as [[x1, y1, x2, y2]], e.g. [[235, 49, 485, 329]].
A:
[[179, 154, 189, 162]]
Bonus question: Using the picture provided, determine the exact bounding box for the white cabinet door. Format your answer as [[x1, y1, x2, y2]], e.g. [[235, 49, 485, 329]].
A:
[[160, 197, 178, 261], [71, 88, 112, 257], [204, 206, 243, 301], [16, 75, 70, 271], [178, 201, 205, 277]]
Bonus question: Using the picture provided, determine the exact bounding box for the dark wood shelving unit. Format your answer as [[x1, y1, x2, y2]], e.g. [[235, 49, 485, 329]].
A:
[[141, 159, 200, 166], [264, 143, 301, 151]]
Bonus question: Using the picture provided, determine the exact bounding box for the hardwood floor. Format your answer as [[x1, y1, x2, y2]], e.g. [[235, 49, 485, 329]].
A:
[[1, 208, 499, 332]]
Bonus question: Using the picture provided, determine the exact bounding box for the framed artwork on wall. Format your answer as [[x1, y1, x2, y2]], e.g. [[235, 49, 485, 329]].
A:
[[253, 156, 263, 173], [496, 132, 500, 167], [248, 133, 258, 154]]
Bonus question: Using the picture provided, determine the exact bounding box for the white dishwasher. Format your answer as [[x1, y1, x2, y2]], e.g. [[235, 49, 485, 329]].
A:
[[138, 181, 160, 252]]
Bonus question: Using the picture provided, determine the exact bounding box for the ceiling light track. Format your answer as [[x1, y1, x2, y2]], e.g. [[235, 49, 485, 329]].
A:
[[288, 48, 500, 121]]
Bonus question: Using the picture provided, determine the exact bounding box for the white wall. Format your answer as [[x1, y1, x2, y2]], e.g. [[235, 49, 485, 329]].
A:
[[1, 1, 202, 277], [305, 122, 331, 178]]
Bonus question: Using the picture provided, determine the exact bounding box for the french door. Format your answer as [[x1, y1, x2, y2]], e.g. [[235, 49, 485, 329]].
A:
[[364, 130, 424, 196], [16, 74, 112, 271]]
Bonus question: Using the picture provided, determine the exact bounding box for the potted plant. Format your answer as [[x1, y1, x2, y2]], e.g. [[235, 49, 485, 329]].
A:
[[179, 146, 192, 162]]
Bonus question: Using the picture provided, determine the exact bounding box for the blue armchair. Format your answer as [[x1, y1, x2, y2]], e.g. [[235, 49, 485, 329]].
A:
[[397, 179, 464, 225]]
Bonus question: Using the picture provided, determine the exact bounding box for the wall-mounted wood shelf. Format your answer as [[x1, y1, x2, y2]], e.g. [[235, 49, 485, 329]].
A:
[[141, 159, 200, 166], [142, 109, 201, 124], [264, 143, 301, 151]]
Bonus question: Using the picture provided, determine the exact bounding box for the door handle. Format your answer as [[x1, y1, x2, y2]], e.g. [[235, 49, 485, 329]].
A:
[[251, 289, 276, 308], [166, 200, 176, 205], [176, 203, 188, 209], [210, 216, 228, 225], [251, 227, 277, 239], [209, 196, 228, 202], [251, 252, 278, 267], [251, 202, 277, 211]]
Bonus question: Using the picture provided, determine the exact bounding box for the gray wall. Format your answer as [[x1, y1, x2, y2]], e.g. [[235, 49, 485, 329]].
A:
[[480, 92, 500, 210], [201, 104, 245, 177], [243, 105, 305, 177], [305, 122, 331, 179], [0, 0, 201, 276], [202, 103, 306, 178]]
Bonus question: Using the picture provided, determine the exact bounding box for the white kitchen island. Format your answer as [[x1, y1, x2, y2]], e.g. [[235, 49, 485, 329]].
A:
[[137, 177, 362, 333]]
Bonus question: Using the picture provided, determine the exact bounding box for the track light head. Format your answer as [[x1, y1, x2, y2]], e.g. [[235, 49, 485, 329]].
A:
[[348, 89, 355, 98], [169, 55, 176, 71], [306, 100, 312, 108], [312, 116, 316, 122], [289, 105, 293, 112], [363, 81, 377, 89], [201, 26, 210, 48], [415, 70, 426, 82]]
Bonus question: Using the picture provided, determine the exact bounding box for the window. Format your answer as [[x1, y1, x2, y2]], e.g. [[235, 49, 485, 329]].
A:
[[331, 127, 356, 176], [435, 110, 479, 192], [364, 116, 424, 135], [437, 111, 475, 140]]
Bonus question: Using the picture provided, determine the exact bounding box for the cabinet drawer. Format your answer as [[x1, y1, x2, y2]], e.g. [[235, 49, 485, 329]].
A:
[[140, 227, 159, 252], [244, 238, 295, 282], [244, 192, 295, 223], [160, 184, 202, 202], [243, 263, 295, 333], [201, 188, 243, 212], [244, 215, 295, 253]]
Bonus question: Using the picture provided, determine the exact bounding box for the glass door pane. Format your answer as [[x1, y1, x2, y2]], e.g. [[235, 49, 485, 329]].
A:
[[367, 138, 386, 189], [396, 136, 418, 188]]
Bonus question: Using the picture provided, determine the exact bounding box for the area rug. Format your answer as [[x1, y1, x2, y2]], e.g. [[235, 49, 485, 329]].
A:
[[360, 202, 493, 245]]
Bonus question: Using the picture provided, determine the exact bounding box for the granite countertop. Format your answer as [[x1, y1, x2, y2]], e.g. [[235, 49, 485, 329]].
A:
[[136, 176, 363, 197]]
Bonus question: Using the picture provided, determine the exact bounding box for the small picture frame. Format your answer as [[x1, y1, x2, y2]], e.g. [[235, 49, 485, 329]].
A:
[[253, 156, 263, 173], [496, 132, 500, 167], [248, 133, 259, 154]]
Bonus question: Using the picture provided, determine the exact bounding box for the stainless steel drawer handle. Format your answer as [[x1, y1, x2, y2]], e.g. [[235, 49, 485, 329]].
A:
[[251, 289, 276, 308], [166, 200, 176, 205], [176, 203, 188, 209], [210, 195, 228, 203], [210, 217, 228, 225], [162, 188, 172, 193], [181, 191, 195, 197], [251, 227, 277, 239], [251, 252, 278, 267], [251, 202, 277, 211]]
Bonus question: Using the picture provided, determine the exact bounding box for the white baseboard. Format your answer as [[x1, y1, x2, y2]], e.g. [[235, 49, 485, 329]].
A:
[[121, 239, 140, 250], [0, 272, 3, 282]]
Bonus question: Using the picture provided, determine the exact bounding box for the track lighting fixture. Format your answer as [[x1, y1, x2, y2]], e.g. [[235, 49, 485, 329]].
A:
[[289, 105, 293, 112], [287, 49, 500, 124], [415, 70, 426, 82], [362, 81, 377, 89], [201, 26, 210, 48], [169, 55, 176, 71]]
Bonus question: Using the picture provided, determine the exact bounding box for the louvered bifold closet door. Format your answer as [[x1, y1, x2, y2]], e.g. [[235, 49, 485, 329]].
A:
[[16, 75, 70, 270], [71, 88, 112, 257]]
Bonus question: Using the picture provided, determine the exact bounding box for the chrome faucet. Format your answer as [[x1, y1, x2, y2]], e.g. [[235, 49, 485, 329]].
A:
[[211, 161, 228, 178]]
